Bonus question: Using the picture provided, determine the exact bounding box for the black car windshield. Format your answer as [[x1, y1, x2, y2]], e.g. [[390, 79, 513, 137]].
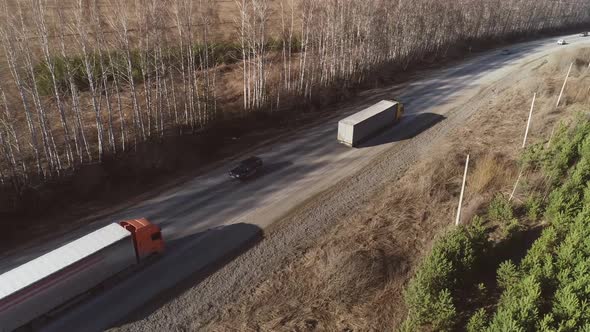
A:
[[240, 158, 259, 167], [231, 164, 250, 174]]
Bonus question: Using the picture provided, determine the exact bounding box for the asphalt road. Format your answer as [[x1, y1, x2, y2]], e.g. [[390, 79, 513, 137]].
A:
[[2, 33, 589, 332]]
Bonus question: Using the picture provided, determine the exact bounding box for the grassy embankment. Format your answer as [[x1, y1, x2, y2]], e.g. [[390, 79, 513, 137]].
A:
[[402, 90, 590, 331]]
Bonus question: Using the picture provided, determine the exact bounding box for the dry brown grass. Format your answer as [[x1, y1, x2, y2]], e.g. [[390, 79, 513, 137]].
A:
[[198, 48, 589, 331], [470, 153, 512, 194]]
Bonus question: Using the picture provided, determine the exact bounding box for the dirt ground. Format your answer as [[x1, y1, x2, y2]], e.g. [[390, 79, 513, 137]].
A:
[[110, 48, 590, 331]]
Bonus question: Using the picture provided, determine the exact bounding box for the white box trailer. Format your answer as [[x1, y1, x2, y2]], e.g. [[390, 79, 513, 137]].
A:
[[0, 219, 164, 332], [337, 100, 404, 147]]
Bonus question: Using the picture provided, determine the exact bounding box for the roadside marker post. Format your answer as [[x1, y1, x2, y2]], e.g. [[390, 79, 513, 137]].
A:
[[547, 125, 556, 148], [522, 93, 536, 148], [556, 62, 573, 107], [509, 170, 522, 202], [511, 93, 536, 202], [455, 154, 470, 226]]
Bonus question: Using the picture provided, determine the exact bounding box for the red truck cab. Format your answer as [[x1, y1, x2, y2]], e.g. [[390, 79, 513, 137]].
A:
[[120, 218, 165, 261]]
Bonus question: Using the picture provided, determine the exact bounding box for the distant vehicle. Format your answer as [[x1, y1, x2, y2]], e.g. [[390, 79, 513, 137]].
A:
[[557, 39, 567, 45], [0, 218, 165, 332], [500, 49, 511, 55], [229, 156, 263, 180], [580, 32, 589, 37], [337, 100, 404, 147]]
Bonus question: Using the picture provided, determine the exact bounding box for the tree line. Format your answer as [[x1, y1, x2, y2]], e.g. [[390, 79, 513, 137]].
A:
[[1, 0, 589, 192]]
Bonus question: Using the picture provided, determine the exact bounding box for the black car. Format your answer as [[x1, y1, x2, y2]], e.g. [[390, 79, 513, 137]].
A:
[[229, 156, 263, 180]]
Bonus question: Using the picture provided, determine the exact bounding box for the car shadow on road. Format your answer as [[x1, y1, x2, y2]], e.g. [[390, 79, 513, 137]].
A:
[[357, 112, 446, 148], [113, 222, 263, 328], [243, 161, 294, 181]]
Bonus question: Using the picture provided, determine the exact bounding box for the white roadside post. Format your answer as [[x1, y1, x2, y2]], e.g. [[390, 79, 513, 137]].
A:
[[522, 93, 536, 148], [556, 62, 573, 107], [455, 154, 470, 226], [547, 126, 556, 148], [510, 93, 537, 202], [509, 171, 522, 202]]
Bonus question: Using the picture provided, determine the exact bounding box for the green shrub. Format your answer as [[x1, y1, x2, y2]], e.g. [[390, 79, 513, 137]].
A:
[[545, 157, 590, 225], [497, 260, 520, 291], [551, 287, 585, 329], [519, 226, 558, 282], [404, 249, 456, 327], [33, 37, 304, 96], [525, 194, 543, 221], [467, 308, 489, 332], [486, 276, 542, 331], [34, 50, 144, 96], [521, 142, 548, 170], [488, 195, 520, 236], [484, 121, 590, 330], [432, 289, 457, 331], [537, 314, 556, 332], [504, 219, 521, 237], [398, 317, 418, 332], [489, 195, 514, 222], [403, 221, 490, 330], [413, 114, 590, 331], [542, 117, 590, 183]]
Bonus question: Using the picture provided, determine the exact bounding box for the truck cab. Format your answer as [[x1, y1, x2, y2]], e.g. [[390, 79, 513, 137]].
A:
[[120, 219, 165, 261], [396, 102, 405, 122]]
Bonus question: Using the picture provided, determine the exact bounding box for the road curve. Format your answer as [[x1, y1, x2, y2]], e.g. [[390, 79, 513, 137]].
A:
[[2, 33, 589, 332]]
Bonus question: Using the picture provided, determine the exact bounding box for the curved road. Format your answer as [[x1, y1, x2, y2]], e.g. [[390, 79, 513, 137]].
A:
[[2, 33, 589, 331]]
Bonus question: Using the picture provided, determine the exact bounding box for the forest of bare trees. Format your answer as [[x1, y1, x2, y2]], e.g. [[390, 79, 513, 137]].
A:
[[0, 0, 589, 202]]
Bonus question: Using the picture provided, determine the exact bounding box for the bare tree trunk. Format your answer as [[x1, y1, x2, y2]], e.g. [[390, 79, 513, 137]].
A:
[[168, 49, 180, 131], [1, 18, 44, 176], [236, 0, 249, 111], [107, 0, 145, 145], [0, 87, 26, 177], [172, 0, 190, 132], [16, 1, 61, 175], [137, 0, 153, 138], [71, 85, 91, 162], [74, 0, 104, 162], [32, 0, 74, 166], [107, 48, 126, 152], [56, 5, 85, 164], [91, 0, 116, 154]]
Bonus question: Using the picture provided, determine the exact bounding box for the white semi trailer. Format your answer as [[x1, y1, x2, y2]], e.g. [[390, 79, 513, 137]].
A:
[[337, 100, 404, 147], [0, 219, 164, 332]]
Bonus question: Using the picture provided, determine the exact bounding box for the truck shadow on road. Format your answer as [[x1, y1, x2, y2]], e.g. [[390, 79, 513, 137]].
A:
[[358, 112, 446, 148], [114, 222, 263, 327]]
